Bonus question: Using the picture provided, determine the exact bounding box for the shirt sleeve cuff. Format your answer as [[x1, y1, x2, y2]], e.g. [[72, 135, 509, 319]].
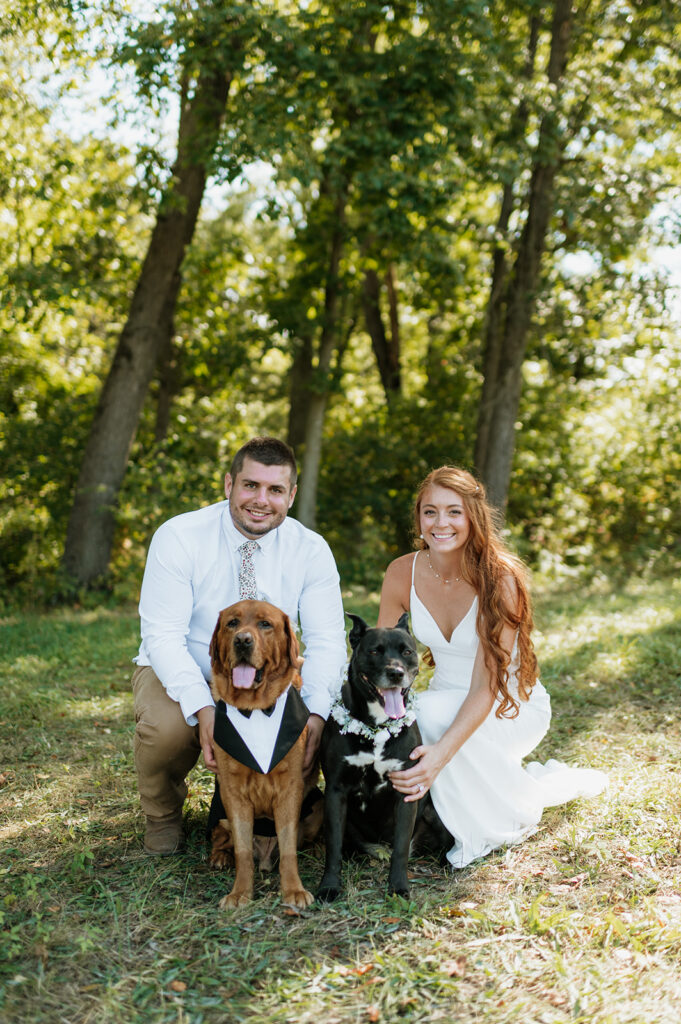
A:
[[178, 684, 216, 726], [301, 688, 331, 720]]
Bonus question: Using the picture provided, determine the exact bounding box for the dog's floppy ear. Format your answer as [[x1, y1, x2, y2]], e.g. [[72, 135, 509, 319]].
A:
[[283, 612, 303, 672], [209, 613, 222, 667], [395, 611, 412, 634], [347, 613, 368, 650]]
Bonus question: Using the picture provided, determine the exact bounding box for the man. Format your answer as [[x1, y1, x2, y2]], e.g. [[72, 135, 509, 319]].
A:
[[132, 436, 347, 855]]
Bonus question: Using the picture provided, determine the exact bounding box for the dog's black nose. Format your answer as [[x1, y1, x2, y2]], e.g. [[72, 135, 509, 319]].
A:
[[234, 632, 254, 650], [385, 665, 405, 684]]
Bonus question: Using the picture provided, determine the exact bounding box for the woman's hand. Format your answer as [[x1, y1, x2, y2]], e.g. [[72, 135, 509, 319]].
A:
[[388, 741, 449, 803]]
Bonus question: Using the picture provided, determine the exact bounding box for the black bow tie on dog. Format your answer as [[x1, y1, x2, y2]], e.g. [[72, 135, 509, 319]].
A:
[[238, 705, 276, 718]]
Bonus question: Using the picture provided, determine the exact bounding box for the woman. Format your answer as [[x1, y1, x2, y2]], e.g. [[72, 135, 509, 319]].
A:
[[378, 466, 606, 869]]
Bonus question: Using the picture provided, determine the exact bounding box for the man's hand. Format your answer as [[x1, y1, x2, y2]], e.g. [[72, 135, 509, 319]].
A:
[[196, 705, 217, 773], [303, 713, 325, 779]]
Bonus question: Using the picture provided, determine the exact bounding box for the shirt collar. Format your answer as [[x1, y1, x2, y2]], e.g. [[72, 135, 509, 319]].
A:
[[221, 503, 280, 554]]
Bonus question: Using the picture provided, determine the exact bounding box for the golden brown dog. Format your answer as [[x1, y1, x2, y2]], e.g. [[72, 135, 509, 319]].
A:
[[209, 600, 314, 909]]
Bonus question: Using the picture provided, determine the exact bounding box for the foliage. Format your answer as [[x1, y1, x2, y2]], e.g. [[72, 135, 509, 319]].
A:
[[506, 265, 681, 576], [1, 578, 681, 1021], [1, 0, 681, 600], [315, 391, 477, 586], [0, 37, 148, 602]]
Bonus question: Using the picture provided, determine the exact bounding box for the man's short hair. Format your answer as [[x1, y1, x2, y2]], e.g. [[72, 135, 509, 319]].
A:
[[230, 437, 298, 487]]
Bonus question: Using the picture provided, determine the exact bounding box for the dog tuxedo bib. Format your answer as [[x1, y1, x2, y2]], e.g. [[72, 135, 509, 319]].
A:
[[208, 686, 314, 838], [213, 685, 309, 773]]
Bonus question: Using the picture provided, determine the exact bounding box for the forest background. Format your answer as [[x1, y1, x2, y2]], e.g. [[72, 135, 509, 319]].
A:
[[2, 0, 681, 608]]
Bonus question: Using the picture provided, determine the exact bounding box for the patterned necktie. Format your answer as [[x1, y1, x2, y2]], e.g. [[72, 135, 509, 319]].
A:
[[238, 540, 259, 599]]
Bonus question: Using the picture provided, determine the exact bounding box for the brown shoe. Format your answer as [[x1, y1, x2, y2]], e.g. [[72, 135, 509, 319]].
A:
[[144, 812, 184, 856]]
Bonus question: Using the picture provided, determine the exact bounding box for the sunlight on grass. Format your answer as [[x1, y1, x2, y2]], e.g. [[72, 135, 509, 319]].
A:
[[1, 581, 680, 1024]]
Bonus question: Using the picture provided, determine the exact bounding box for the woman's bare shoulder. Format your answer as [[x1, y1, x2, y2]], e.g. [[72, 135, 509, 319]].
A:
[[378, 552, 416, 626], [383, 552, 417, 585]]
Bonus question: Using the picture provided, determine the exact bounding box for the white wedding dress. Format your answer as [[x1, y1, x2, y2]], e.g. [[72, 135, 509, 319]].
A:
[[410, 556, 607, 868]]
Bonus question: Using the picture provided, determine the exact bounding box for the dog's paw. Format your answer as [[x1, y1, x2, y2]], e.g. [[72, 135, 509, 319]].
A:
[[219, 890, 252, 909], [387, 886, 410, 899], [209, 822, 234, 869], [316, 885, 341, 903], [282, 887, 314, 909], [209, 849, 235, 870]]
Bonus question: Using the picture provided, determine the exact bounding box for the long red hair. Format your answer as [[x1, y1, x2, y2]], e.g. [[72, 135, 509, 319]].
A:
[[413, 466, 538, 718]]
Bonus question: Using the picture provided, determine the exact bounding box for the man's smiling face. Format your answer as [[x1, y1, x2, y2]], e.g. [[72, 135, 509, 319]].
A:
[[225, 457, 297, 539]]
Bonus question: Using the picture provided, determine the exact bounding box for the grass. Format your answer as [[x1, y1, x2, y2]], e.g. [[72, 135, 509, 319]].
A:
[[1, 576, 681, 1024]]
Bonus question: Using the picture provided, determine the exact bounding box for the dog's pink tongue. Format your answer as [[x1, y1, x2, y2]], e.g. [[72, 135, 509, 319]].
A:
[[232, 665, 257, 689], [380, 688, 406, 720]]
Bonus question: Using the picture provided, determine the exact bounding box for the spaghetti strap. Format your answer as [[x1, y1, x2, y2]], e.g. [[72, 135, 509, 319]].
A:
[[411, 551, 418, 585]]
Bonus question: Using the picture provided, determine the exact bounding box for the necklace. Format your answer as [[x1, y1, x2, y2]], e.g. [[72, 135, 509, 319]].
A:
[[426, 549, 461, 585]]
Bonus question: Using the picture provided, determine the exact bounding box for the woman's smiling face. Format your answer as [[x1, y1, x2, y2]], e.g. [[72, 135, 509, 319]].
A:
[[419, 484, 471, 552]]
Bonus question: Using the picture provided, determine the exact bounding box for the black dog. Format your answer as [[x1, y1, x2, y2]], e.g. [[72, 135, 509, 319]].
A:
[[317, 613, 452, 902]]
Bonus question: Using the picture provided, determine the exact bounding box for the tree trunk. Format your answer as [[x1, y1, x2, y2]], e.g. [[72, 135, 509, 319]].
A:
[[385, 265, 401, 364], [62, 61, 234, 586], [361, 267, 401, 401], [475, 0, 573, 511], [154, 284, 183, 445], [475, 11, 540, 479], [473, 181, 519, 471], [296, 191, 347, 529], [286, 335, 314, 451]]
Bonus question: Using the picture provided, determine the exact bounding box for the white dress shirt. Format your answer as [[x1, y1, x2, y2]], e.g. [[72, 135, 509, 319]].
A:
[[134, 501, 347, 724]]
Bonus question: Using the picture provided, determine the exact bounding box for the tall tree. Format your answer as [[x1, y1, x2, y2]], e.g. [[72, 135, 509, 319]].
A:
[[63, 3, 247, 586], [295, 176, 350, 527], [474, 0, 681, 510], [474, 0, 574, 509], [362, 266, 402, 402], [252, 0, 488, 525]]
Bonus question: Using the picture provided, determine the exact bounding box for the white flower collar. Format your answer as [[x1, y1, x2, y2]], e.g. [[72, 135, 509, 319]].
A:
[[330, 675, 417, 743]]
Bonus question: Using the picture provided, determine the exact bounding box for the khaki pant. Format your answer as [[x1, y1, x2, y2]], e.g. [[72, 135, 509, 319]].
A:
[[132, 665, 202, 819]]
